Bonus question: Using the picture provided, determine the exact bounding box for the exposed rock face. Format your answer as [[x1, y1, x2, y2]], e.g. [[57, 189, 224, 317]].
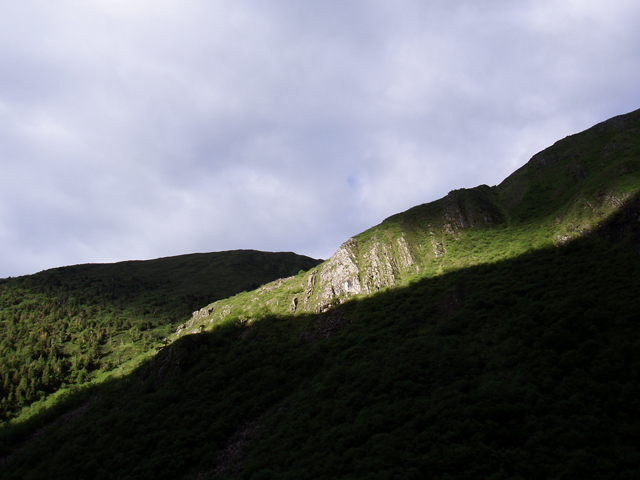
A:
[[289, 297, 298, 313], [182, 186, 506, 326], [430, 227, 446, 258], [318, 239, 362, 300], [178, 107, 640, 338], [304, 269, 316, 298], [444, 195, 469, 229], [396, 236, 417, 271], [314, 234, 418, 305], [360, 241, 396, 293]]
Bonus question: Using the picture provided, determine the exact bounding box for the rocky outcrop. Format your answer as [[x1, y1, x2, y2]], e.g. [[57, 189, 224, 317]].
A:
[[318, 239, 362, 300], [444, 195, 469, 229], [396, 236, 417, 271], [429, 226, 446, 258], [313, 234, 419, 307], [360, 241, 396, 293], [170, 107, 640, 343], [178, 185, 507, 328]]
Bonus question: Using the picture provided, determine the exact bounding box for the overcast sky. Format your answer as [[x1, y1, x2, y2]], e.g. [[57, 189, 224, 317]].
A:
[[1, 1, 639, 278]]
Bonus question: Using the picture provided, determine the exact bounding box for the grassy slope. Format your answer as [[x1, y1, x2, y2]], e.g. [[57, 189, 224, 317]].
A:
[[2, 231, 639, 480], [0, 250, 322, 421], [2, 109, 640, 479], [173, 109, 640, 335], [378, 107, 640, 269]]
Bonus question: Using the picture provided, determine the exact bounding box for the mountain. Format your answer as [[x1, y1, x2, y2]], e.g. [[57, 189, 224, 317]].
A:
[[2, 109, 640, 479], [179, 108, 640, 332], [0, 250, 322, 422]]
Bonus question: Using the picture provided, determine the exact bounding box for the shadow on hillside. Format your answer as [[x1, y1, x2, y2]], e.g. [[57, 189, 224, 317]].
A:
[[2, 192, 640, 479], [596, 190, 640, 248]]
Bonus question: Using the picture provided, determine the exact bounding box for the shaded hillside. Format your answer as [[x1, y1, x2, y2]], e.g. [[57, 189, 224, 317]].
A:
[[1, 108, 640, 479], [2, 223, 639, 479], [0, 250, 322, 421]]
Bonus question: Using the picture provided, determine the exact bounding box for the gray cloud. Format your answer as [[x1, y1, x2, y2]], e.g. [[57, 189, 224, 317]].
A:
[[1, 0, 640, 277]]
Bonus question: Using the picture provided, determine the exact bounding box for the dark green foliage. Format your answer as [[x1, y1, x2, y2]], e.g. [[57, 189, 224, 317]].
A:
[[2, 234, 639, 479], [0, 250, 322, 420], [2, 109, 640, 478]]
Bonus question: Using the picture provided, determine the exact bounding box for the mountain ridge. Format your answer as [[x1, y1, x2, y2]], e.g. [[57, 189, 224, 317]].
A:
[[2, 108, 640, 479], [0, 249, 322, 422], [176, 107, 640, 337]]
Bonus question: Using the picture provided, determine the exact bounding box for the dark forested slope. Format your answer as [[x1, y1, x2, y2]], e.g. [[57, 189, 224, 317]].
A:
[[2, 109, 640, 479], [0, 250, 322, 421]]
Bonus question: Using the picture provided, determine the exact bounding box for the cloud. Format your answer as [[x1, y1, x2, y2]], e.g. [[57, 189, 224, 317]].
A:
[[1, 0, 640, 277]]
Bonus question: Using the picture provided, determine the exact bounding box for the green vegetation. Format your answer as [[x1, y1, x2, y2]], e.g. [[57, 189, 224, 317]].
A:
[[2, 233, 639, 479], [1, 108, 640, 478], [0, 250, 321, 421]]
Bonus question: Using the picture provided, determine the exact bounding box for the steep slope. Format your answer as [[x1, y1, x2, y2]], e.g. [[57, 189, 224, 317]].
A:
[[0, 250, 322, 421], [2, 108, 640, 479], [3, 208, 640, 480], [178, 108, 640, 335]]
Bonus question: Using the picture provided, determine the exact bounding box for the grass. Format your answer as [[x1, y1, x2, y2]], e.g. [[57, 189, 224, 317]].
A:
[[2, 107, 640, 478], [2, 233, 639, 479], [0, 250, 321, 422]]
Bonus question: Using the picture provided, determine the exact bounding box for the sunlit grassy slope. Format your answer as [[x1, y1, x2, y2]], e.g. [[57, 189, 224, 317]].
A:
[[176, 108, 640, 335], [1, 108, 640, 479], [0, 250, 322, 421], [3, 221, 639, 479]]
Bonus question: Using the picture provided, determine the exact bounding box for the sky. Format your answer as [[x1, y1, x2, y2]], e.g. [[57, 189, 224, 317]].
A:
[[1, 0, 640, 278]]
